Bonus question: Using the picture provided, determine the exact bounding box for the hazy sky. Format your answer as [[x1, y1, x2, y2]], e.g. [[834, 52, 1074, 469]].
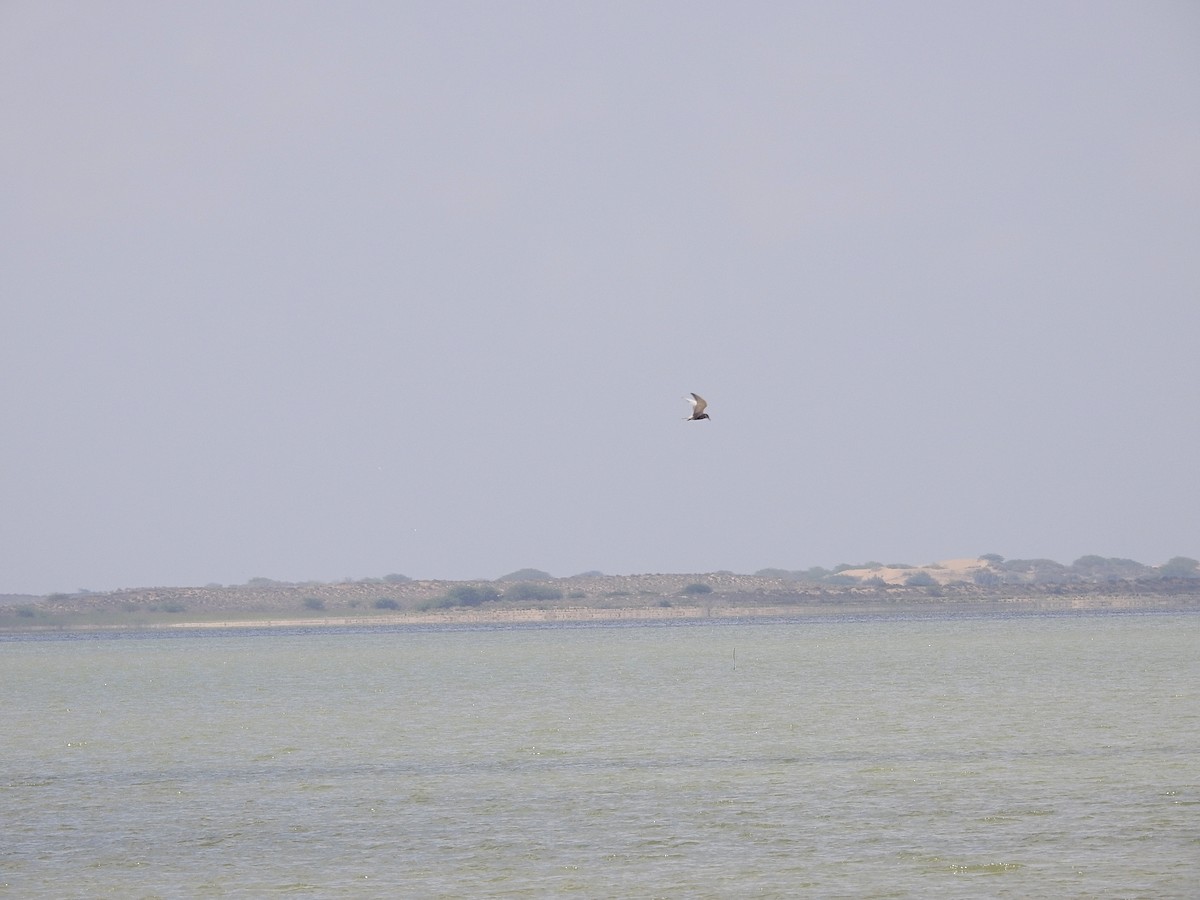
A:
[[3, 2, 1198, 593]]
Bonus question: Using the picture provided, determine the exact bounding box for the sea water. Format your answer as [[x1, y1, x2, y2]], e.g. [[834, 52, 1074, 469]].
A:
[[2, 611, 1197, 898]]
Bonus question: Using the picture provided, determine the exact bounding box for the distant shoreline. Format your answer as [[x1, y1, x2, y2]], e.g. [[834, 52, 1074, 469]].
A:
[[5, 562, 1199, 633], [5, 592, 1197, 634]]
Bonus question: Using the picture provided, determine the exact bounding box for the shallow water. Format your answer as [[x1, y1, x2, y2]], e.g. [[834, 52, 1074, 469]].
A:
[[3, 611, 1198, 897]]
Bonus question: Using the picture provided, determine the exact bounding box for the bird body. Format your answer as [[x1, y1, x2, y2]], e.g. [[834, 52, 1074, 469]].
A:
[[684, 393, 710, 421]]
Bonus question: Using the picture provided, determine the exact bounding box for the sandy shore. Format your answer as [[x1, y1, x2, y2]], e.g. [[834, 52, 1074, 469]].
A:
[[161, 593, 1196, 630]]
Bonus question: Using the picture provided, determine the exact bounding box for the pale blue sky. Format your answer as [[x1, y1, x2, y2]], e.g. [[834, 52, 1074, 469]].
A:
[[3, 2, 1198, 593]]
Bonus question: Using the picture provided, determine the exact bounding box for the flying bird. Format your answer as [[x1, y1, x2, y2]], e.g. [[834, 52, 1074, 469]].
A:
[[684, 393, 710, 421]]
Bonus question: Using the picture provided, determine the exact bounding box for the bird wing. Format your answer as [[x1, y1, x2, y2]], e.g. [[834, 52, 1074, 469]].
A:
[[689, 393, 707, 415]]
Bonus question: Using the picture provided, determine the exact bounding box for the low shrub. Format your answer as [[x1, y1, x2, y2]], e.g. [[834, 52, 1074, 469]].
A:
[[505, 583, 562, 602], [443, 585, 501, 607], [904, 572, 937, 587]]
